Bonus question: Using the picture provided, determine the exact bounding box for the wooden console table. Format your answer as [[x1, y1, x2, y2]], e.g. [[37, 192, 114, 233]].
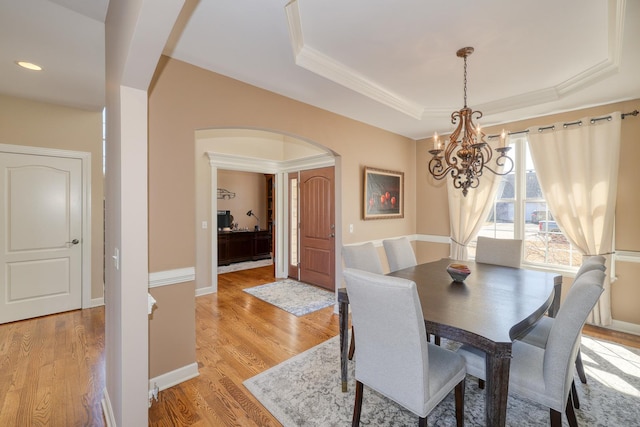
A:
[[218, 230, 272, 266]]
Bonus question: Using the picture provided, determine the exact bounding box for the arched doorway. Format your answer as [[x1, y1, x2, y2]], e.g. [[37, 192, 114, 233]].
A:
[[194, 128, 340, 294]]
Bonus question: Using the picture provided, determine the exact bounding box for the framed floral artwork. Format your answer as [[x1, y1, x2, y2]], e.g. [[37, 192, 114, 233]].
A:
[[363, 166, 404, 220]]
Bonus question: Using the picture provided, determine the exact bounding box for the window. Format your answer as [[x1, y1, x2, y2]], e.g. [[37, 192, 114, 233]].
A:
[[102, 108, 106, 175], [289, 176, 298, 267], [468, 135, 582, 269]]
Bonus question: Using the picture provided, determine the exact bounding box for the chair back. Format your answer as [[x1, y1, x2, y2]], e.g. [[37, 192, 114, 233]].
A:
[[543, 269, 605, 406], [382, 237, 417, 272], [575, 255, 606, 279], [343, 268, 429, 415], [549, 257, 605, 318], [475, 236, 522, 268], [342, 242, 384, 274]]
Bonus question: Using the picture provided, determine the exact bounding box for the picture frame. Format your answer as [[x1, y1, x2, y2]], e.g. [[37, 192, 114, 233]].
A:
[[363, 166, 404, 220]]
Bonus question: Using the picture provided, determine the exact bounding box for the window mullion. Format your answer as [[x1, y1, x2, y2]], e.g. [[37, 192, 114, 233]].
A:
[[514, 137, 526, 241]]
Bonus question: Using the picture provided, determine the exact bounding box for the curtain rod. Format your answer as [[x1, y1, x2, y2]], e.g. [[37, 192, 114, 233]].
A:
[[487, 109, 639, 139]]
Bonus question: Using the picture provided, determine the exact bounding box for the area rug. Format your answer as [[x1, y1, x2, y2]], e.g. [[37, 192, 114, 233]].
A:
[[244, 335, 640, 426], [218, 258, 273, 274], [243, 279, 335, 316]]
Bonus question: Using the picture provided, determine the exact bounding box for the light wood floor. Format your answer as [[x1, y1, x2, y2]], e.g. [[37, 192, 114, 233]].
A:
[[148, 266, 339, 426], [1, 265, 638, 426], [0, 304, 105, 426]]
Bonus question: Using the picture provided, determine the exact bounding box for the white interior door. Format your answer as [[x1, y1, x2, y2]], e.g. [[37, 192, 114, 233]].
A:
[[0, 152, 82, 323]]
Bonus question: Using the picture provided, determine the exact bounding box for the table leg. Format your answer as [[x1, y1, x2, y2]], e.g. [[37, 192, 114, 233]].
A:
[[339, 299, 349, 392], [484, 349, 511, 427]]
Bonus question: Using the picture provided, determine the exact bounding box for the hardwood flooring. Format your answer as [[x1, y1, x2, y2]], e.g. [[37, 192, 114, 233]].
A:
[[0, 305, 105, 426], [148, 266, 339, 426], [0, 265, 638, 426]]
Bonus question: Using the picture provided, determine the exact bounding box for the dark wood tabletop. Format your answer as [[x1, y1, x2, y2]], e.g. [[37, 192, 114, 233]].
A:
[[388, 258, 556, 347], [338, 257, 558, 427]]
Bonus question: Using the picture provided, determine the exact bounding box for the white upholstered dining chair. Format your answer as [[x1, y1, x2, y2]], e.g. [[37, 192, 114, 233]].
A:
[[342, 242, 384, 275], [382, 237, 441, 345], [456, 269, 605, 427], [342, 243, 384, 360], [473, 236, 523, 389], [475, 236, 523, 268], [518, 255, 606, 399], [383, 237, 417, 272], [343, 268, 466, 427]]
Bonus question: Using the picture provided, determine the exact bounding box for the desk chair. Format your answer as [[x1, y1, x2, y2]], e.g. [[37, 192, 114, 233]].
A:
[[344, 268, 466, 427]]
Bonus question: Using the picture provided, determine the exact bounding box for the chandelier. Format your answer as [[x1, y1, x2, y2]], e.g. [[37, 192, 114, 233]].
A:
[[428, 47, 514, 196]]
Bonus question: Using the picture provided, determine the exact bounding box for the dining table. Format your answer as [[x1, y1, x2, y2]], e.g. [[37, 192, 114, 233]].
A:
[[338, 257, 560, 427]]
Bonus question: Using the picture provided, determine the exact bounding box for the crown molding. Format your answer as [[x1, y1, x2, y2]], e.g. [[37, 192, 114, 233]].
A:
[[207, 152, 281, 173], [207, 151, 334, 173], [284, 0, 423, 119], [285, 0, 626, 120], [295, 44, 425, 119]]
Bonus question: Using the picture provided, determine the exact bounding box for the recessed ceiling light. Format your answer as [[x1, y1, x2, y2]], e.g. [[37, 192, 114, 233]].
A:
[[16, 61, 42, 71]]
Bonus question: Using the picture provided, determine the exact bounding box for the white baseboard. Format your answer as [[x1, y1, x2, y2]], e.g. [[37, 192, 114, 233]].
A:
[[149, 362, 200, 398], [90, 297, 104, 308], [196, 285, 215, 297], [101, 387, 116, 427], [609, 320, 640, 336]]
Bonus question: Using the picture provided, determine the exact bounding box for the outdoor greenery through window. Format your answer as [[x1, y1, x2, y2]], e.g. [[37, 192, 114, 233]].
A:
[[467, 135, 582, 269]]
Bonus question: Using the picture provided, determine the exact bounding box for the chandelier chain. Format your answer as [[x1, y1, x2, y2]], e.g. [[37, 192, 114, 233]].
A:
[[463, 55, 468, 108], [427, 46, 514, 197]]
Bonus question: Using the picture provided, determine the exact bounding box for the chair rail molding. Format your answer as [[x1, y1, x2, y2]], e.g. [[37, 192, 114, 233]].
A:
[[616, 250, 640, 263], [148, 267, 195, 288]]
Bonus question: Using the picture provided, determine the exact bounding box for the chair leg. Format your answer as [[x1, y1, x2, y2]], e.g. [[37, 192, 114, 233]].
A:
[[434, 335, 441, 346], [575, 349, 587, 384], [352, 380, 363, 427], [571, 380, 580, 409], [348, 326, 355, 360], [478, 379, 485, 389], [455, 378, 465, 427], [550, 409, 562, 427], [418, 417, 427, 427], [566, 392, 579, 427]]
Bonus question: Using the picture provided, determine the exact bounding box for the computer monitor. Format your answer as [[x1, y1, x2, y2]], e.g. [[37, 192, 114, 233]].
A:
[[217, 210, 231, 229]]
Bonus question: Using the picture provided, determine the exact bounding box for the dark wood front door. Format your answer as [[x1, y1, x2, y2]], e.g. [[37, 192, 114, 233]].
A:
[[299, 167, 335, 290]]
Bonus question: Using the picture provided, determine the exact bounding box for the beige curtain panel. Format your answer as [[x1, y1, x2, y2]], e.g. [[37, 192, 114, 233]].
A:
[[447, 138, 507, 261], [527, 113, 621, 326]]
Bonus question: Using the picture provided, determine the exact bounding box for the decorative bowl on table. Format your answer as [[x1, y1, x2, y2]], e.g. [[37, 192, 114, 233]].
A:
[[447, 263, 471, 282]]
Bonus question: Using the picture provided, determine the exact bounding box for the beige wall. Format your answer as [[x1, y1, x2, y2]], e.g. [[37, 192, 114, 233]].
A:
[[217, 170, 267, 230], [148, 56, 416, 376], [0, 94, 104, 302], [148, 282, 196, 378], [148, 54, 640, 380], [149, 56, 415, 273], [416, 99, 640, 326]]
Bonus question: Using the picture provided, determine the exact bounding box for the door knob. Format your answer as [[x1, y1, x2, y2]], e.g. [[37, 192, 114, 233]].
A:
[[67, 239, 80, 245]]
